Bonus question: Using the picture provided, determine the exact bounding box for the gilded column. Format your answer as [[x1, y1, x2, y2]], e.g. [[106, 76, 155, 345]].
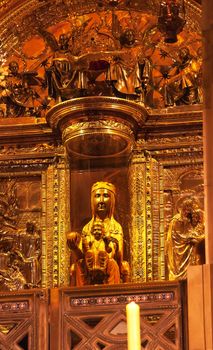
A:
[[41, 156, 70, 288], [129, 149, 164, 282], [56, 158, 71, 287], [151, 157, 165, 280], [129, 150, 147, 282], [41, 165, 54, 288]]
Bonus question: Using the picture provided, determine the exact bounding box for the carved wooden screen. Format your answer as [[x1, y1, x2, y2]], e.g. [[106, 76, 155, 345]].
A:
[[0, 282, 188, 350], [50, 281, 188, 350]]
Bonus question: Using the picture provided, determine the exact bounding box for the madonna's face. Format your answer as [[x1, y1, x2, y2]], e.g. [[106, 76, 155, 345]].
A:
[[93, 188, 112, 217]]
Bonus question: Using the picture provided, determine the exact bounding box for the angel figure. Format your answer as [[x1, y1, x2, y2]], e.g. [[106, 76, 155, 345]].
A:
[[40, 29, 113, 101], [97, 13, 154, 103], [165, 47, 203, 106], [39, 27, 124, 101]]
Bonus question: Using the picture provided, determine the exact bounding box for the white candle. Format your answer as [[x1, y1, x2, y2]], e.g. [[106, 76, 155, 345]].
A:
[[126, 301, 141, 350]]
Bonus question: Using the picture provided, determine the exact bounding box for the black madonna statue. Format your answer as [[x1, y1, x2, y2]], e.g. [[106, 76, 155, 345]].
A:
[[67, 181, 130, 286]]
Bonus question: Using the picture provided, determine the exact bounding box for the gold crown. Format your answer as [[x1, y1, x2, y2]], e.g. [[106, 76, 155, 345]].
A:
[[91, 181, 116, 195]]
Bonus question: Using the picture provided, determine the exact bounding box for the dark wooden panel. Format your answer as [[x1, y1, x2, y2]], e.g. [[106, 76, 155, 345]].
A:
[[0, 289, 49, 350]]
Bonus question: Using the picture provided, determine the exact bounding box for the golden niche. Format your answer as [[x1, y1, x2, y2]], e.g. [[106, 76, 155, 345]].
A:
[[67, 181, 130, 286]]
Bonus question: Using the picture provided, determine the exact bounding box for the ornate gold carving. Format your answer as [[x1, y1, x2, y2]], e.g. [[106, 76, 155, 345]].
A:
[[143, 144, 203, 167], [63, 120, 134, 136], [0, 143, 64, 157], [163, 167, 203, 193], [144, 134, 203, 146]]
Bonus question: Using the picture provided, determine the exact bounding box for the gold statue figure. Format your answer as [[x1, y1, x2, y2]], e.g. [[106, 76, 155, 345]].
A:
[[67, 181, 130, 286], [166, 198, 205, 280]]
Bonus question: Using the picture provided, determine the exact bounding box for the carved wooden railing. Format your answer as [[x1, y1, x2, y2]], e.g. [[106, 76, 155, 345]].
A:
[[51, 281, 188, 350], [0, 289, 49, 350], [0, 281, 188, 350]]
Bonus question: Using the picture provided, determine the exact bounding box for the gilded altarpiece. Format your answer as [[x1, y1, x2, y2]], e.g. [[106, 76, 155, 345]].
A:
[[0, 0, 204, 348]]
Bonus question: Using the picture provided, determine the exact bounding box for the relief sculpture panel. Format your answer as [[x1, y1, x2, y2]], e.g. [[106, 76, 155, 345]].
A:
[[0, 177, 42, 291], [164, 167, 205, 280]]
